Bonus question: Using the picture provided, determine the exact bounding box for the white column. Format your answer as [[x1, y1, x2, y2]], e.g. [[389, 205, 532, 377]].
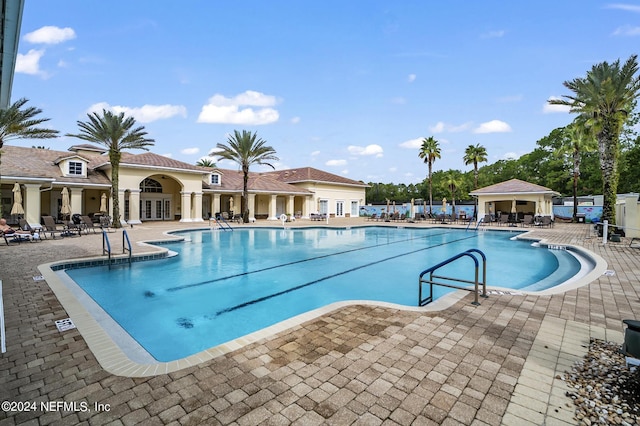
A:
[[23, 184, 42, 227], [248, 193, 256, 222], [117, 189, 127, 226], [192, 192, 204, 222], [267, 194, 278, 220], [625, 194, 640, 238], [302, 195, 311, 219], [180, 191, 192, 222], [128, 189, 142, 224], [213, 193, 221, 218]]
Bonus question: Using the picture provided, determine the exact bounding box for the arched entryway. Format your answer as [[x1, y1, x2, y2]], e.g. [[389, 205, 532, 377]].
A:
[[137, 176, 180, 221]]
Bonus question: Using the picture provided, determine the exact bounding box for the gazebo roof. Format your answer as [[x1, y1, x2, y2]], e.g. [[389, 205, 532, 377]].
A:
[[469, 179, 560, 196]]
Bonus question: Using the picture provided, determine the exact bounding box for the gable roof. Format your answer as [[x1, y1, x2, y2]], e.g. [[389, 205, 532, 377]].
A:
[[203, 168, 312, 194], [264, 167, 368, 187], [469, 179, 560, 196]]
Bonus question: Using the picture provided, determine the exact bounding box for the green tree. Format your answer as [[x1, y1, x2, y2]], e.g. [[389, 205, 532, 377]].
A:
[[67, 110, 155, 228], [211, 130, 278, 223], [442, 170, 463, 217], [463, 144, 488, 189], [0, 98, 59, 217], [549, 54, 640, 229], [418, 136, 441, 215], [559, 118, 597, 221], [196, 158, 216, 168]]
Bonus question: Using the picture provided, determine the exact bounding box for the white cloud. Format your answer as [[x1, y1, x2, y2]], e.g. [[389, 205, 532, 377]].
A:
[[473, 120, 512, 134], [161, 153, 173, 158], [613, 25, 640, 36], [481, 30, 505, 39], [290, 116, 301, 124], [87, 102, 187, 123], [197, 90, 280, 125], [341, 169, 349, 175], [503, 152, 519, 160], [407, 74, 416, 83], [15, 49, 46, 76], [181, 147, 200, 155], [399, 137, 424, 149], [543, 96, 571, 114], [24, 26, 76, 44], [428, 121, 472, 133], [389, 167, 398, 173], [347, 144, 383, 157], [326, 159, 347, 166], [606, 4, 640, 13], [310, 150, 321, 156]]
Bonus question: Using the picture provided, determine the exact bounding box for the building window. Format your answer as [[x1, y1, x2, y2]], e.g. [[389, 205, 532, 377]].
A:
[[211, 173, 221, 185], [140, 178, 163, 193], [68, 161, 83, 175]]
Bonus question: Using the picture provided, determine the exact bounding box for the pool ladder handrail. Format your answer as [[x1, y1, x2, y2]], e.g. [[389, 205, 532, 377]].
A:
[[209, 216, 233, 231], [466, 216, 483, 231], [418, 248, 488, 306], [102, 229, 133, 269]]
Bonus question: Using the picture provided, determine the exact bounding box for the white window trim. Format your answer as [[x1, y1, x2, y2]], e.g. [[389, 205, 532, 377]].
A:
[[211, 173, 221, 185]]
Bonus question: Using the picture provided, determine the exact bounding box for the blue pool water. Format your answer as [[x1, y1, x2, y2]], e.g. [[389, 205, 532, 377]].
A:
[[65, 227, 582, 361]]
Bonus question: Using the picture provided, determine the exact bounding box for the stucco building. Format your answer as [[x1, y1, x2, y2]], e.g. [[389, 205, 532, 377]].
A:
[[0, 144, 367, 226]]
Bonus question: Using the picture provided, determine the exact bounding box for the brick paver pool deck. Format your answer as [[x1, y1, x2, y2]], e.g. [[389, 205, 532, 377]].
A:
[[0, 219, 637, 425]]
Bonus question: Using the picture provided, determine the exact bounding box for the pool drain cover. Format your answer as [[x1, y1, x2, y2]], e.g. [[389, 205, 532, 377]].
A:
[[55, 318, 76, 332]]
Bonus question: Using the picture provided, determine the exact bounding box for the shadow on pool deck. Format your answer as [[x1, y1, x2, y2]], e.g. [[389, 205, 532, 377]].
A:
[[0, 218, 637, 425]]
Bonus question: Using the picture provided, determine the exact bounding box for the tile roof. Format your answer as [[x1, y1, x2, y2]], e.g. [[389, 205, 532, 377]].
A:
[[117, 152, 205, 172], [264, 167, 368, 187], [1, 145, 111, 185], [204, 168, 312, 194], [469, 179, 560, 195]]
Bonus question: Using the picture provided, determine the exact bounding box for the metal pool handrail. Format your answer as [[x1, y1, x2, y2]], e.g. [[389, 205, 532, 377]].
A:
[[418, 248, 488, 306]]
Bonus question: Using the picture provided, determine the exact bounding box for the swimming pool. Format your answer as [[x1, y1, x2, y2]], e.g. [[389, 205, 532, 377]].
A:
[[61, 226, 586, 362]]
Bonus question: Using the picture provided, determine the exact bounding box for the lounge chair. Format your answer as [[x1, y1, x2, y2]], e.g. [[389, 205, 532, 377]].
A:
[[521, 215, 534, 227], [367, 213, 378, 221], [18, 219, 44, 240], [41, 216, 68, 238], [80, 215, 99, 234]]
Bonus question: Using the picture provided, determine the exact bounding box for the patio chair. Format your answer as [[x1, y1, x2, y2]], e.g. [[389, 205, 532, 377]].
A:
[[521, 215, 534, 227], [80, 215, 99, 234], [18, 218, 44, 240], [41, 216, 66, 239], [367, 213, 378, 221]]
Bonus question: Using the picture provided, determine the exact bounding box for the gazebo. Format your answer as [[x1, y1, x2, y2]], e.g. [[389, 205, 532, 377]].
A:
[[469, 179, 560, 221]]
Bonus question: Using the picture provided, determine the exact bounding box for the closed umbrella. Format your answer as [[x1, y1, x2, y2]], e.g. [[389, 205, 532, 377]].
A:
[[99, 193, 108, 213], [510, 198, 517, 226], [537, 197, 543, 215], [410, 198, 414, 220], [229, 196, 234, 212], [11, 183, 24, 216], [442, 198, 447, 213], [61, 187, 71, 220]]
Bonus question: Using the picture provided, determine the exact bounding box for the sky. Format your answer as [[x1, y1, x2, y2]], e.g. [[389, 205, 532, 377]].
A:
[[10, 1, 640, 184]]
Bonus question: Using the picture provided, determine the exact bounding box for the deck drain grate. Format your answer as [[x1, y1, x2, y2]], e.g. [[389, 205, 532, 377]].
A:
[[54, 318, 76, 332]]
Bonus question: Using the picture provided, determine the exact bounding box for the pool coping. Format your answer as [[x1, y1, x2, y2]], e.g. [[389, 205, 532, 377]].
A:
[[37, 226, 608, 377]]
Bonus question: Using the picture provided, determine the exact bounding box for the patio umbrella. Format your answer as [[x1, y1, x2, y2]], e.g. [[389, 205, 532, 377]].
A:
[[10, 183, 24, 216], [61, 187, 71, 220], [511, 198, 517, 214], [229, 196, 234, 212], [386, 199, 390, 213], [537, 197, 543, 215], [393, 200, 396, 213], [423, 200, 427, 216], [99, 193, 108, 213], [410, 198, 414, 219], [442, 198, 447, 213]]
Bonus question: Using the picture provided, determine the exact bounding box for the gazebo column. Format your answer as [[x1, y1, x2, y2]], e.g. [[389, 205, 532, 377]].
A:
[[23, 183, 42, 227]]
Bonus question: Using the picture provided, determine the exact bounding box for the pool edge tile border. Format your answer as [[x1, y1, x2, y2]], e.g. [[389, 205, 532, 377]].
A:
[[38, 251, 470, 377]]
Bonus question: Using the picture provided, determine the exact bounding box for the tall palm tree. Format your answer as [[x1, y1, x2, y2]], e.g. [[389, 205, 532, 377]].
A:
[[418, 136, 441, 215], [558, 118, 597, 222], [463, 144, 488, 189], [196, 158, 216, 168], [67, 110, 155, 228], [211, 130, 278, 223], [0, 98, 59, 150], [549, 54, 640, 230], [0, 98, 59, 217]]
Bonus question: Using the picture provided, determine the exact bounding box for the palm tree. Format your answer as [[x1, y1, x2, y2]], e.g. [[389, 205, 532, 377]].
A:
[[196, 158, 216, 168], [67, 110, 155, 228], [418, 136, 441, 216], [558, 118, 597, 222], [210, 130, 279, 223], [549, 55, 640, 230], [0, 98, 59, 217], [443, 170, 462, 218], [463, 144, 488, 189]]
